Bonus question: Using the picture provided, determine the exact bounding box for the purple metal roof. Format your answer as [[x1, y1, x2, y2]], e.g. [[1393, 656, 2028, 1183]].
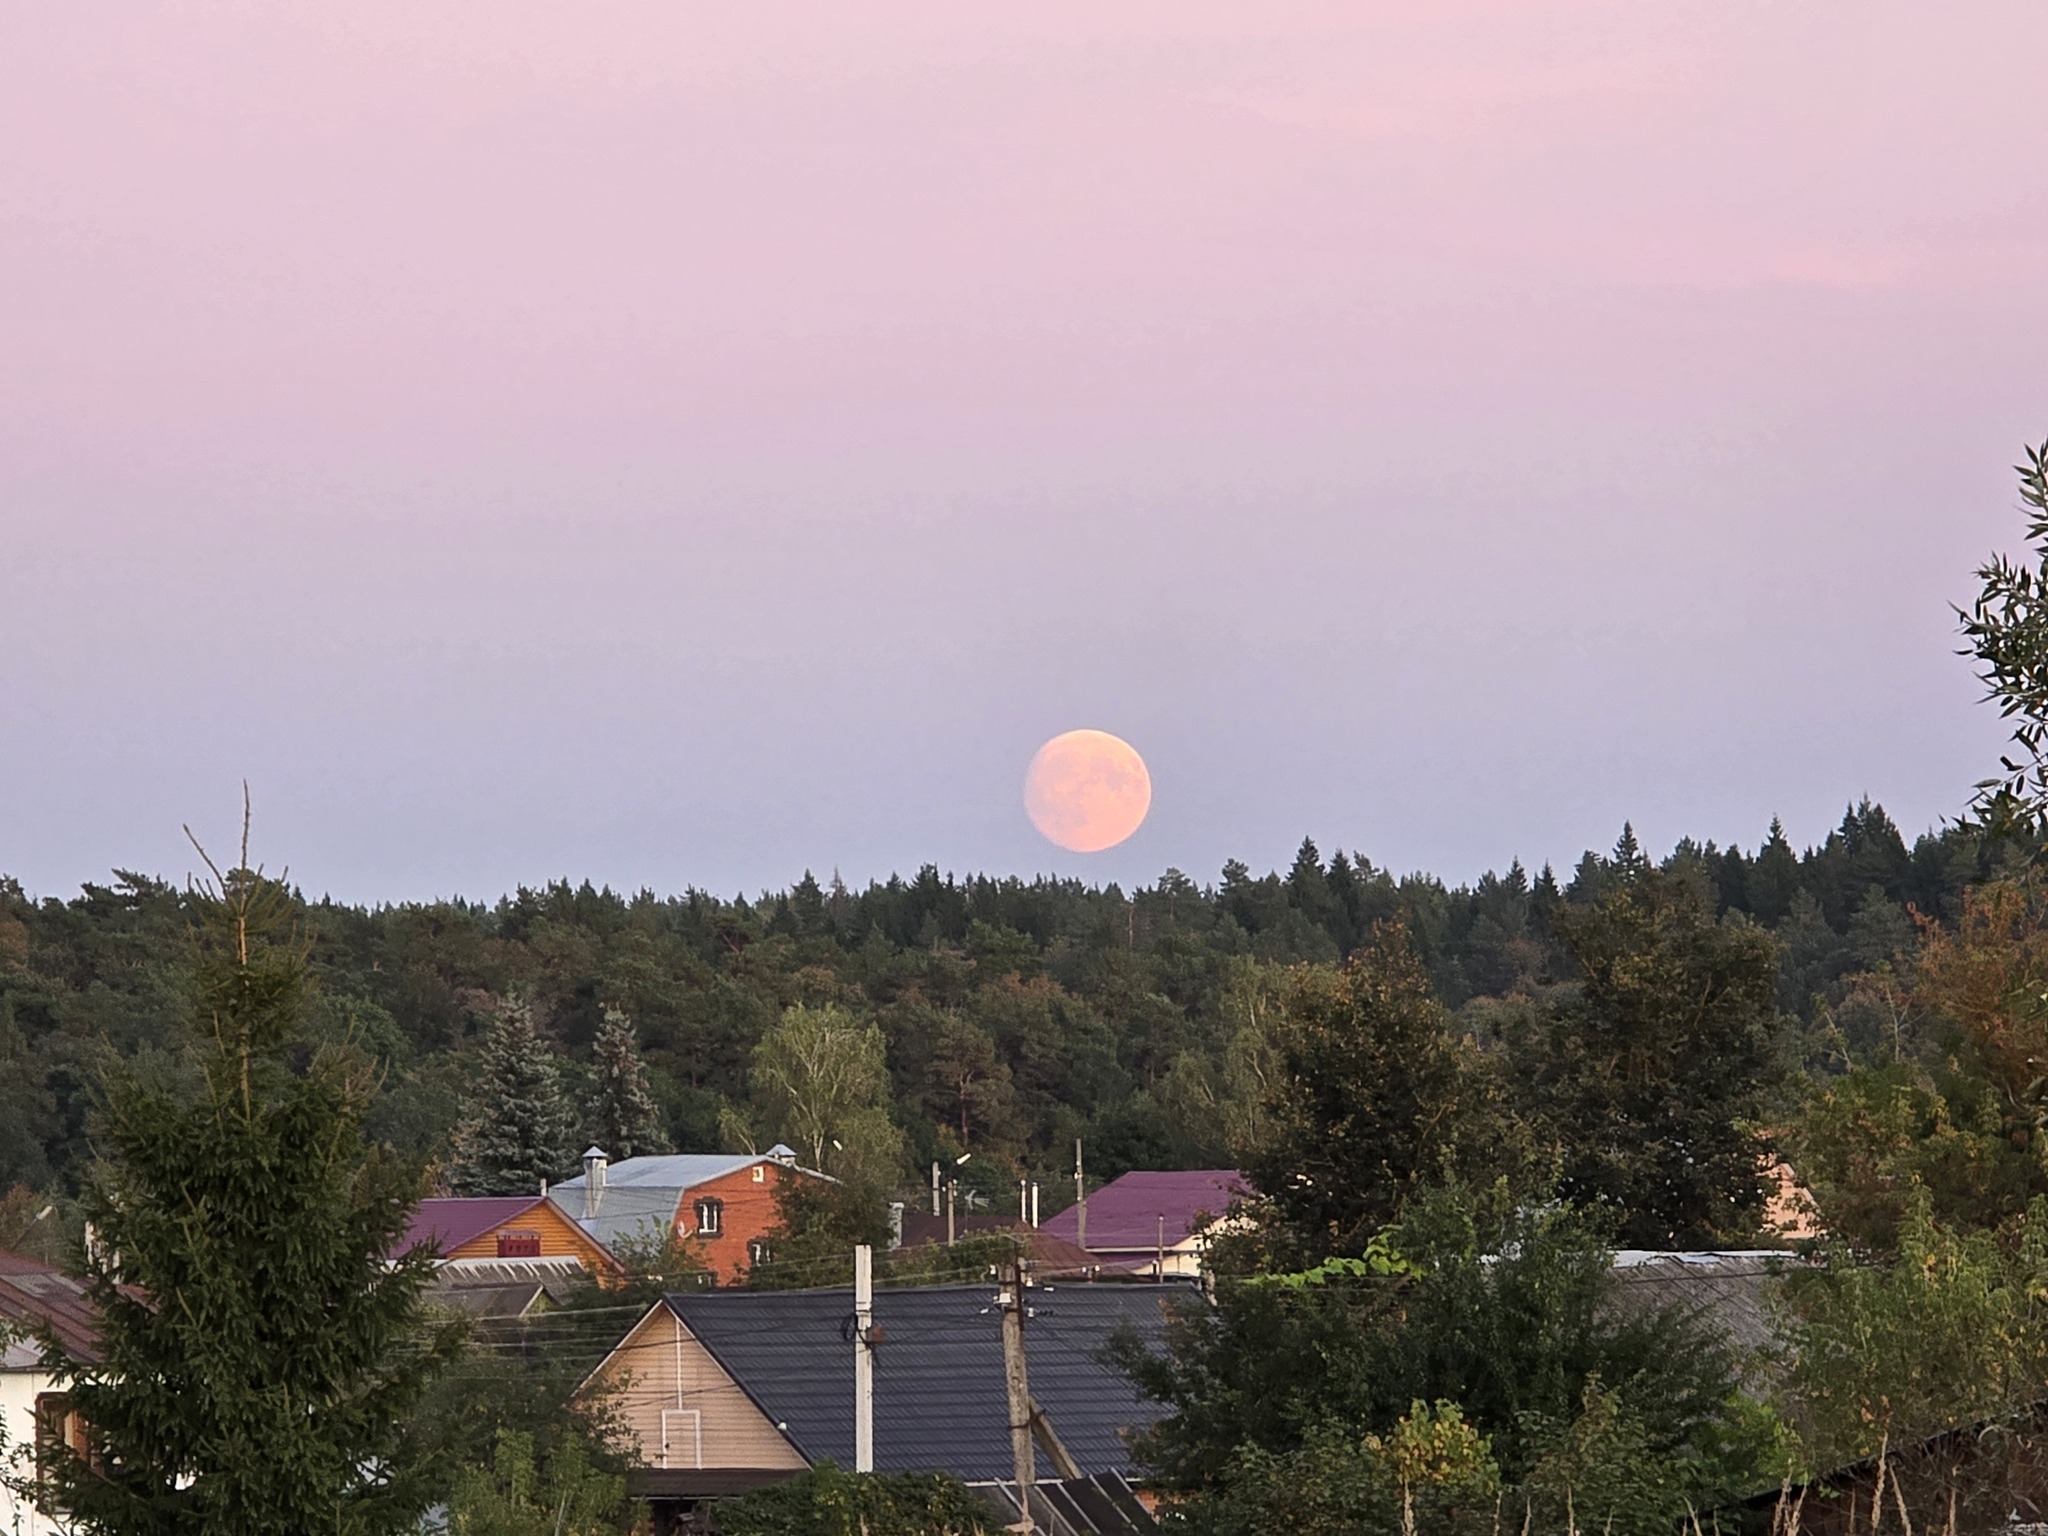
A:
[[1041, 1170, 1249, 1253], [398, 1196, 549, 1258]]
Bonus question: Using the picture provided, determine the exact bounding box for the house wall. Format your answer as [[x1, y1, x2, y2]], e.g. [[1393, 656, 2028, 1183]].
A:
[[443, 1202, 614, 1271], [585, 1303, 808, 1474], [672, 1163, 796, 1285], [0, 1369, 69, 1536]]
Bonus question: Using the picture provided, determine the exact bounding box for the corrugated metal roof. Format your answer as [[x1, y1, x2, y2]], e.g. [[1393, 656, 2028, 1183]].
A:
[[0, 1252, 98, 1367], [551, 1155, 771, 1250], [665, 1281, 1183, 1480], [1605, 1251, 1789, 1365], [1040, 1172, 1248, 1254], [557, 1154, 762, 1191]]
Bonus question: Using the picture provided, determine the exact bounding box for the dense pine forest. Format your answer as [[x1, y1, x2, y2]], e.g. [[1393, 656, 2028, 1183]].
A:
[[0, 801, 2025, 1221]]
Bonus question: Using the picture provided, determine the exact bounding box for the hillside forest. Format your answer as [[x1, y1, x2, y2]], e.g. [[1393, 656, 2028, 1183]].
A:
[[0, 801, 2020, 1233]]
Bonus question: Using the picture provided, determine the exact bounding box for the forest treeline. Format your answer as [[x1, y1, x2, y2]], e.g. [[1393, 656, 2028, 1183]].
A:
[[0, 798, 2027, 1217]]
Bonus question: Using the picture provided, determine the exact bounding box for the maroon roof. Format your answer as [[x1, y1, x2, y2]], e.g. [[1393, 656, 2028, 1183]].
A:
[[0, 1249, 99, 1364], [1041, 1170, 1249, 1253], [0, 1248, 59, 1277], [894, 1214, 1112, 1277], [399, 1197, 550, 1258]]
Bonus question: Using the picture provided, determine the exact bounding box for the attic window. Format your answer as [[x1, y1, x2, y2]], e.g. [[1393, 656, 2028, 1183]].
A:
[[496, 1230, 542, 1259], [695, 1199, 723, 1237], [752, 1165, 766, 1184]]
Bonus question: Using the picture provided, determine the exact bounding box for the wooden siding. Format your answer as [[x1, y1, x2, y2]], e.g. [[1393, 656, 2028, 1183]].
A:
[[444, 1201, 616, 1272], [587, 1303, 809, 1474]]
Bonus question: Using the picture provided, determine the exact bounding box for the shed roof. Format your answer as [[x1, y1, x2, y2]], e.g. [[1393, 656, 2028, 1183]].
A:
[[0, 1250, 98, 1368], [663, 1281, 1182, 1480], [1041, 1171, 1249, 1254], [1607, 1251, 1790, 1364]]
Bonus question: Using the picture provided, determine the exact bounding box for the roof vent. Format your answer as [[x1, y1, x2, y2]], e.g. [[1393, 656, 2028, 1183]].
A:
[[582, 1147, 608, 1220], [766, 1143, 798, 1167]]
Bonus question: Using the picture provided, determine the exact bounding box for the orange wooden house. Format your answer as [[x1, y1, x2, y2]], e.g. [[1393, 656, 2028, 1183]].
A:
[[400, 1195, 619, 1273]]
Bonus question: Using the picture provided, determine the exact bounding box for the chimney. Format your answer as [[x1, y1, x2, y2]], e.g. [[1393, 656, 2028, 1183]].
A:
[[581, 1146, 608, 1220], [767, 1143, 798, 1167]]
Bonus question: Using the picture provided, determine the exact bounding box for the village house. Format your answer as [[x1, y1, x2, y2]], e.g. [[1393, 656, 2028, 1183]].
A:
[[552, 1146, 820, 1286], [398, 1194, 621, 1317], [578, 1280, 1178, 1531], [0, 1249, 96, 1536], [1041, 1170, 1248, 1277]]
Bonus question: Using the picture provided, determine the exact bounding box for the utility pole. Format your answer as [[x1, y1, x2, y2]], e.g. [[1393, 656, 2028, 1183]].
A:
[[1074, 1139, 1086, 1251], [1156, 1214, 1165, 1281], [946, 1178, 956, 1247], [931, 1161, 941, 1217], [1030, 1182, 1040, 1229], [853, 1244, 875, 1473], [997, 1257, 1036, 1533]]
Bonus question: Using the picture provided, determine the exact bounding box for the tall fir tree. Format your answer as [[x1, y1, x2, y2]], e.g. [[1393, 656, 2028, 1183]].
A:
[[35, 830, 460, 1534], [586, 1005, 670, 1160], [449, 995, 580, 1196]]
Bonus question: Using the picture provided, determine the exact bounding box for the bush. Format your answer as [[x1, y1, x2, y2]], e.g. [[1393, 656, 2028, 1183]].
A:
[[714, 1464, 991, 1536]]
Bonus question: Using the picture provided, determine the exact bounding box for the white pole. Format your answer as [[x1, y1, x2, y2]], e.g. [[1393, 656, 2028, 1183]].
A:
[[854, 1244, 874, 1474]]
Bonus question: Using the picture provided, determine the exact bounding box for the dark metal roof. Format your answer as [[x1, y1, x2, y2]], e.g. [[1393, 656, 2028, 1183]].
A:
[[665, 1281, 1184, 1481], [626, 1467, 805, 1500]]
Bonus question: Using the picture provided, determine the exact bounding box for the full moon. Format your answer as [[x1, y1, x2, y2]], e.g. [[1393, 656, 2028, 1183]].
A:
[[1024, 730, 1152, 853]]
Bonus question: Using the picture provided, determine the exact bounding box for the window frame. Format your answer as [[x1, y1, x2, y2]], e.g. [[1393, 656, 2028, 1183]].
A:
[[694, 1197, 724, 1236]]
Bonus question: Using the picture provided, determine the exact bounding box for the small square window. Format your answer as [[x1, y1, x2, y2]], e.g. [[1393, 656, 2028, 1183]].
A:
[[752, 1165, 766, 1184], [694, 1199, 723, 1236], [748, 1238, 772, 1268]]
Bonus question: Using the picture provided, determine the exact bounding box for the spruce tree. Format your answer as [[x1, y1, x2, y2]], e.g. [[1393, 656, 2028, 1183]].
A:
[[586, 1006, 670, 1160], [36, 833, 460, 1534], [449, 996, 579, 1196]]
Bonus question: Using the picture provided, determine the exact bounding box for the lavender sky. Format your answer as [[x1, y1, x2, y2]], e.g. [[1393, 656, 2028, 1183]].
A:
[[3, 2, 2045, 903]]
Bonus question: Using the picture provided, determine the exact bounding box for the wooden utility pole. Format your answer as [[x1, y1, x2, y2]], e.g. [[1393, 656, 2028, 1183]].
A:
[[853, 1244, 874, 1473], [997, 1258, 1036, 1533]]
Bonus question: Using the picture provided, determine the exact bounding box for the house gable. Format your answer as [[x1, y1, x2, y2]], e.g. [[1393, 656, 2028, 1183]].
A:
[[582, 1301, 808, 1475], [438, 1198, 617, 1271]]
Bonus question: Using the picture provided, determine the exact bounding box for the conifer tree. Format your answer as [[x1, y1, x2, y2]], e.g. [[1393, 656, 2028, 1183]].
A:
[[449, 996, 579, 1196], [586, 1005, 670, 1161], [34, 823, 460, 1534]]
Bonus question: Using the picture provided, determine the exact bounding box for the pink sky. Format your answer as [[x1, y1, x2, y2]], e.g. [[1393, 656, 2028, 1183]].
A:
[[3, 2, 2046, 899]]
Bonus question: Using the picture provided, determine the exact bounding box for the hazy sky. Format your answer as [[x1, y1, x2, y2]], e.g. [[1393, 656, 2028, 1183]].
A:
[[4, 2, 2046, 903]]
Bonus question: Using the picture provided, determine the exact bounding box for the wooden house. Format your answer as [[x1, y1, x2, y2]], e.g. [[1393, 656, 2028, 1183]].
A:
[[577, 1281, 1181, 1529]]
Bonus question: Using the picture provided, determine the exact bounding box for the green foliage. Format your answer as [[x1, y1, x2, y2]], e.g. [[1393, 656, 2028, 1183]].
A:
[[1960, 435, 2048, 835], [444, 1428, 624, 1536], [714, 1464, 991, 1536], [1117, 1184, 1772, 1526], [1506, 870, 1785, 1248], [33, 848, 462, 1535], [450, 995, 581, 1196], [1236, 923, 1520, 1266], [1778, 1195, 2048, 1466], [742, 1003, 903, 1185]]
